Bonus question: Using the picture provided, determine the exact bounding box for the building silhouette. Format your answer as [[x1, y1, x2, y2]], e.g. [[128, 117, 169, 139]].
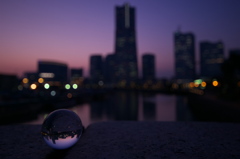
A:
[[90, 55, 103, 84], [174, 30, 195, 82], [103, 54, 116, 84], [0, 73, 18, 92], [24, 72, 38, 83], [200, 41, 224, 78], [114, 3, 138, 85], [70, 68, 83, 83], [38, 60, 68, 83], [142, 54, 155, 82]]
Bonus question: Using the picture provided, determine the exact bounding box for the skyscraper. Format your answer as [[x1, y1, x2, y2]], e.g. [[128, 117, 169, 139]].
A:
[[90, 55, 103, 83], [174, 31, 195, 81], [142, 54, 155, 82], [114, 3, 138, 85], [200, 41, 224, 78], [104, 54, 116, 84]]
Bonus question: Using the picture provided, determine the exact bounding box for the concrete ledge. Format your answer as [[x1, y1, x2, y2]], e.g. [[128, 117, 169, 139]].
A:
[[1, 122, 240, 159]]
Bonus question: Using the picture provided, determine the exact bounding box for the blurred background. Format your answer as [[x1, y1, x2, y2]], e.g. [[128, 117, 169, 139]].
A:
[[1, 0, 240, 127]]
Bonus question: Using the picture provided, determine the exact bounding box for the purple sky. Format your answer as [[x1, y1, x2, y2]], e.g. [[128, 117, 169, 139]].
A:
[[1, 0, 240, 79]]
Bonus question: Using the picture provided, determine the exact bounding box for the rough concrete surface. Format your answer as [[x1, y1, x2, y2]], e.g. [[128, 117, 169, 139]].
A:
[[0, 121, 240, 159]]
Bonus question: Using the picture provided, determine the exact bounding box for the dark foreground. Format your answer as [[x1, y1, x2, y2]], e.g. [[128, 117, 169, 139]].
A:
[[1, 121, 240, 159]]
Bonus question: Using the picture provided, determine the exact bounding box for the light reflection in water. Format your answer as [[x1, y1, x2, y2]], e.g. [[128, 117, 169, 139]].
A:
[[24, 93, 193, 127]]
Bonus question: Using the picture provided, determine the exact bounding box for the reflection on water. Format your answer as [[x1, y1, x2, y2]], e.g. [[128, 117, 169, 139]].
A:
[[25, 92, 193, 127]]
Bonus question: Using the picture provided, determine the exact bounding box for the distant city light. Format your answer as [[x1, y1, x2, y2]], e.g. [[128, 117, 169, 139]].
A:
[[38, 78, 44, 83], [67, 93, 72, 98], [65, 84, 71, 90], [44, 83, 50, 89], [30, 83, 37, 90], [172, 83, 179, 89], [22, 78, 29, 84], [194, 79, 202, 85], [212, 80, 219, 87], [193, 79, 202, 87], [18, 85, 23, 91], [237, 81, 240, 87], [98, 81, 104, 86], [39, 73, 54, 78], [201, 81, 207, 87], [50, 90, 56, 96], [189, 82, 194, 88], [72, 84, 78, 89]]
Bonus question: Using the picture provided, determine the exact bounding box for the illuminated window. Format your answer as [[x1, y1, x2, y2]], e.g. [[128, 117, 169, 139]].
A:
[[39, 73, 54, 78]]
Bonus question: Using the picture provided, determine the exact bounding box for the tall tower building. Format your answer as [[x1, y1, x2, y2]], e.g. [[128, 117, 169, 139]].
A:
[[142, 54, 155, 82], [200, 41, 224, 78], [114, 3, 138, 84], [174, 31, 195, 81], [90, 55, 103, 83]]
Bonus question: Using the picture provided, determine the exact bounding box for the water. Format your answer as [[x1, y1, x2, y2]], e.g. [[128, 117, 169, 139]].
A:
[[25, 92, 194, 127]]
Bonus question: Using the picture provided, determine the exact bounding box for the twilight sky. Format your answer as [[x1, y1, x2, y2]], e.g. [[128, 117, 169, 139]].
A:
[[1, 0, 240, 79]]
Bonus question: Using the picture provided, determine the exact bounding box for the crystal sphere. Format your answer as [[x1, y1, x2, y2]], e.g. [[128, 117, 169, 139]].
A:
[[41, 109, 83, 149]]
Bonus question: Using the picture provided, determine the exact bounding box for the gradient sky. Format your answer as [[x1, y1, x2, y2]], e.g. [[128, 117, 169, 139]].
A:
[[1, 0, 240, 79]]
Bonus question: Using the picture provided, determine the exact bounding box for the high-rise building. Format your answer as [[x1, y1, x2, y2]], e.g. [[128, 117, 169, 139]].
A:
[[142, 54, 155, 82], [223, 49, 240, 77], [104, 54, 116, 84], [174, 31, 195, 81], [114, 3, 138, 84], [38, 60, 68, 83], [90, 55, 103, 83], [200, 41, 224, 78]]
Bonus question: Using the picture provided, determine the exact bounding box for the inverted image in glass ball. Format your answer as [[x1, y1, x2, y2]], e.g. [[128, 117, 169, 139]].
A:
[[41, 109, 83, 149]]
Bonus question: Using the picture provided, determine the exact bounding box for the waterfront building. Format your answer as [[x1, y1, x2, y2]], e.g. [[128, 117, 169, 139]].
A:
[[224, 49, 240, 78], [200, 41, 224, 78], [38, 60, 68, 83], [24, 72, 38, 83], [0, 73, 18, 92], [142, 54, 155, 82], [90, 55, 103, 84], [174, 31, 196, 82], [114, 3, 138, 85], [70, 68, 83, 83]]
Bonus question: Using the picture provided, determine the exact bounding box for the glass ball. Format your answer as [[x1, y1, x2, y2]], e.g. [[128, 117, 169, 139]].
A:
[[41, 109, 83, 149]]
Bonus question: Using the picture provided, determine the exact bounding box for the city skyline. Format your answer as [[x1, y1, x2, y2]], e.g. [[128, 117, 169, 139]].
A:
[[1, 0, 240, 78]]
